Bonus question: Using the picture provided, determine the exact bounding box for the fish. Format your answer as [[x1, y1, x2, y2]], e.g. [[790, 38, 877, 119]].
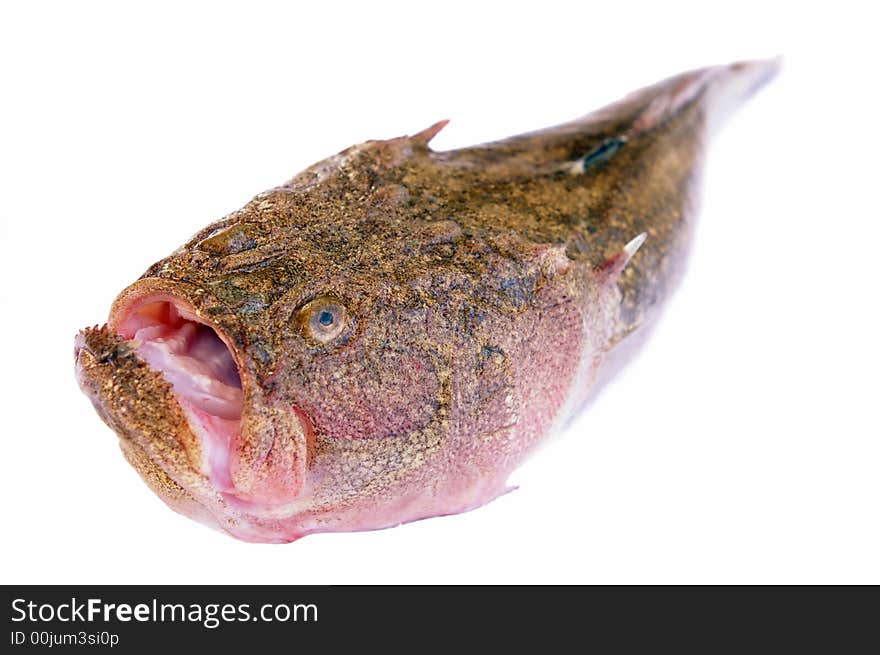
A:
[[75, 59, 778, 543]]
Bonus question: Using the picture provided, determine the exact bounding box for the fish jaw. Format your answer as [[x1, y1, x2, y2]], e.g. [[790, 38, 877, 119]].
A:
[[74, 324, 232, 534], [75, 279, 316, 541]]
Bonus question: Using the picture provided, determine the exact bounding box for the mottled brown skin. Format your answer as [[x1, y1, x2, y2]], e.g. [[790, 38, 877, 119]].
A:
[[75, 61, 776, 541]]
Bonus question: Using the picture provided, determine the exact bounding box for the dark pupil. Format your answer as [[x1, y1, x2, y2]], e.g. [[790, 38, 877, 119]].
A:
[[317, 310, 335, 327]]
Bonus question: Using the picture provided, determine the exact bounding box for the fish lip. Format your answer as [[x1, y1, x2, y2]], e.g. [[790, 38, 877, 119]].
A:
[[108, 278, 245, 367]]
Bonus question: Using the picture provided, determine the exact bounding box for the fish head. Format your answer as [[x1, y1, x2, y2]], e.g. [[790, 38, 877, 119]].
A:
[[73, 139, 491, 540]]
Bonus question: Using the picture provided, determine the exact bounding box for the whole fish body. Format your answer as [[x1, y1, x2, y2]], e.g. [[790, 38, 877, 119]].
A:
[[75, 60, 777, 542]]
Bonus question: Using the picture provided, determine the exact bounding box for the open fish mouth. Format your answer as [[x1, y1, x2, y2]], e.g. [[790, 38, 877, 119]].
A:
[[117, 298, 243, 419], [111, 293, 245, 491], [77, 279, 314, 528]]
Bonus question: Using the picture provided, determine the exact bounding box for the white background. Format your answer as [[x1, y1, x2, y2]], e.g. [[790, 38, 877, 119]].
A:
[[1, 1, 877, 584]]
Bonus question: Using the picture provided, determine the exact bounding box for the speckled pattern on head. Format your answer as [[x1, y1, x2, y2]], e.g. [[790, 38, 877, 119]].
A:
[[75, 60, 778, 542]]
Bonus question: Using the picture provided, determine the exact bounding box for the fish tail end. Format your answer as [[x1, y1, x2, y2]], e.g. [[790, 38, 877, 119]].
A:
[[704, 57, 781, 135]]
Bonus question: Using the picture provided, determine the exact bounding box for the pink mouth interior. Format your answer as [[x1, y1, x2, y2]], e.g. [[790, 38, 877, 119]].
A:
[[116, 299, 242, 489]]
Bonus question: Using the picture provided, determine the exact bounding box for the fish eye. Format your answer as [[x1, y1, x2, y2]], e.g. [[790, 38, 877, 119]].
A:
[[299, 297, 348, 344]]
